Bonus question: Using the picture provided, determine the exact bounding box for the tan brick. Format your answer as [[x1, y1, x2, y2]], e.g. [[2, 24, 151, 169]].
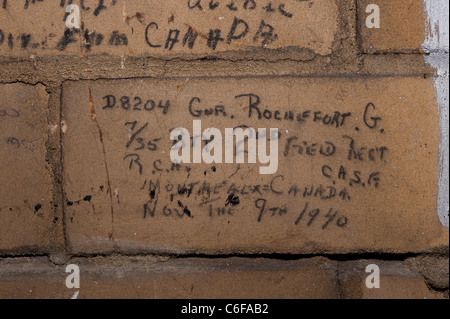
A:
[[0, 0, 339, 59], [0, 83, 53, 253], [0, 256, 339, 299], [61, 76, 448, 255], [358, 0, 426, 53], [339, 260, 446, 299]]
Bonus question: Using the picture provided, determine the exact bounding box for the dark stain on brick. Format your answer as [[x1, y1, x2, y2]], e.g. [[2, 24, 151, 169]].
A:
[[225, 193, 240, 206], [126, 12, 145, 25]]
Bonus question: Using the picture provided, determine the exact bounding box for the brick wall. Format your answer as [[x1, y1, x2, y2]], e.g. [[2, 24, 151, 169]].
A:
[[0, 0, 448, 300]]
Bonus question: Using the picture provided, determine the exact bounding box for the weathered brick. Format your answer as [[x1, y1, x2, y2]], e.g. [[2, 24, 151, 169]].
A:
[[0, 83, 53, 253], [358, 0, 426, 53], [0, 0, 339, 59], [62, 76, 448, 255], [0, 0, 447, 303], [0, 256, 339, 299], [406, 255, 449, 290], [339, 260, 446, 299]]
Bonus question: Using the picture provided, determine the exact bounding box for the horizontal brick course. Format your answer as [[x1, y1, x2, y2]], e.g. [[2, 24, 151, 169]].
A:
[[0, 0, 339, 59], [0, 257, 445, 299], [0, 257, 339, 299]]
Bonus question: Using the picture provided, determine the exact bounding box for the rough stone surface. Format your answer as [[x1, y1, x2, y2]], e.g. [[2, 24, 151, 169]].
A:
[[0, 83, 53, 254], [406, 254, 449, 290], [0, 0, 447, 300], [338, 260, 446, 299]]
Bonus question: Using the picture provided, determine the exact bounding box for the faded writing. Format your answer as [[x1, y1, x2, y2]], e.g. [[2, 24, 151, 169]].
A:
[[63, 79, 398, 240], [1, 0, 338, 56]]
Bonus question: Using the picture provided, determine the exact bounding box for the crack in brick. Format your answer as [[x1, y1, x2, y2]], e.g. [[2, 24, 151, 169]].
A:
[[89, 86, 115, 240]]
